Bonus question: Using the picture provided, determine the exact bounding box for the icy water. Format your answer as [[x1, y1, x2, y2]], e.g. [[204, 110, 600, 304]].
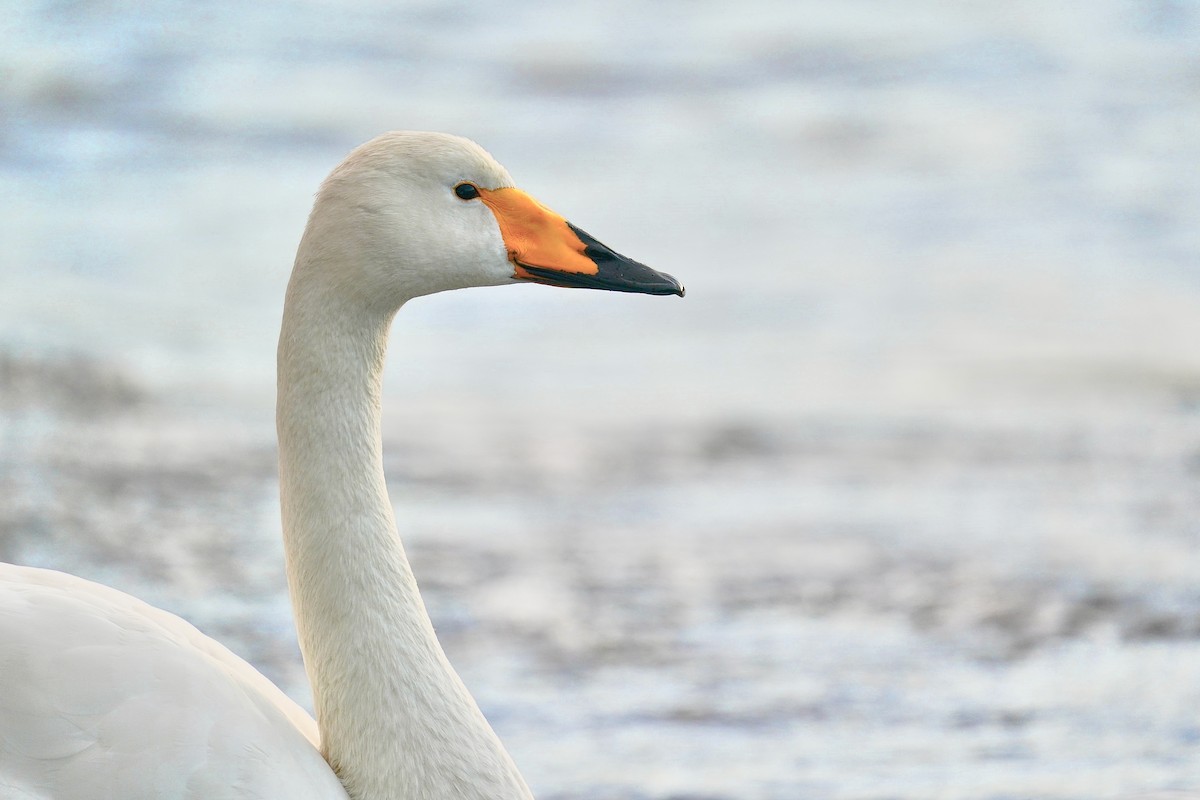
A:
[[3, 2, 1200, 798]]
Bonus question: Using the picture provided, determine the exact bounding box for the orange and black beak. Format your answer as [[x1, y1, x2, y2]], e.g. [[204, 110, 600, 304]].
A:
[[480, 187, 685, 297]]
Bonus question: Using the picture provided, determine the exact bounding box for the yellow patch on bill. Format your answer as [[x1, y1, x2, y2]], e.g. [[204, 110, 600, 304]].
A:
[[479, 188, 598, 277]]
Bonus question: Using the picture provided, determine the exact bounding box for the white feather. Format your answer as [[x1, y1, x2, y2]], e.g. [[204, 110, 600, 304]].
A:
[[0, 563, 349, 799]]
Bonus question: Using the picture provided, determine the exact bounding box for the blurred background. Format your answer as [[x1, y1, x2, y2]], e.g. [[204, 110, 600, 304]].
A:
[[2, 1, 1200, 797]]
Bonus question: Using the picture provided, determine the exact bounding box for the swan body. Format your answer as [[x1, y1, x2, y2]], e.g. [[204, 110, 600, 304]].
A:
[[0, 132, 682, 800], [0, 564, 350, 800]]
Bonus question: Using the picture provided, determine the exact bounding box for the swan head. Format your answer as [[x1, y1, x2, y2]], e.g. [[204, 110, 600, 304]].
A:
[[295, 131, 684, 310]]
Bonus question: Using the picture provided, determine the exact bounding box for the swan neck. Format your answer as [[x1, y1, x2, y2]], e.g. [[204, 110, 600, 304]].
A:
[[276, 268, 531, 800]]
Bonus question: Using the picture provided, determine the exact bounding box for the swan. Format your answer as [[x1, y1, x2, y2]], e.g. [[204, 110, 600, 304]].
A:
[[0, 131, 684, 800]]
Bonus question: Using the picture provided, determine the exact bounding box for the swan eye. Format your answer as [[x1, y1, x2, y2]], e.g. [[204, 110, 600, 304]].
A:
[[454, 183, 480, 201]]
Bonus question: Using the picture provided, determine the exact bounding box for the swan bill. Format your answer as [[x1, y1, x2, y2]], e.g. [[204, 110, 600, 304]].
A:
[[479, 187, 685, 297]]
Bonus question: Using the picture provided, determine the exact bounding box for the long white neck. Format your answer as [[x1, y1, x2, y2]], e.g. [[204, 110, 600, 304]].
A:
[[276, 252, 533, 800]]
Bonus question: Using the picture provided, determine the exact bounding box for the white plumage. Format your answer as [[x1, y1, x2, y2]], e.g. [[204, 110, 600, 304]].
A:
[[0, 132, 682, 799], [0, 564, 349, 799]]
